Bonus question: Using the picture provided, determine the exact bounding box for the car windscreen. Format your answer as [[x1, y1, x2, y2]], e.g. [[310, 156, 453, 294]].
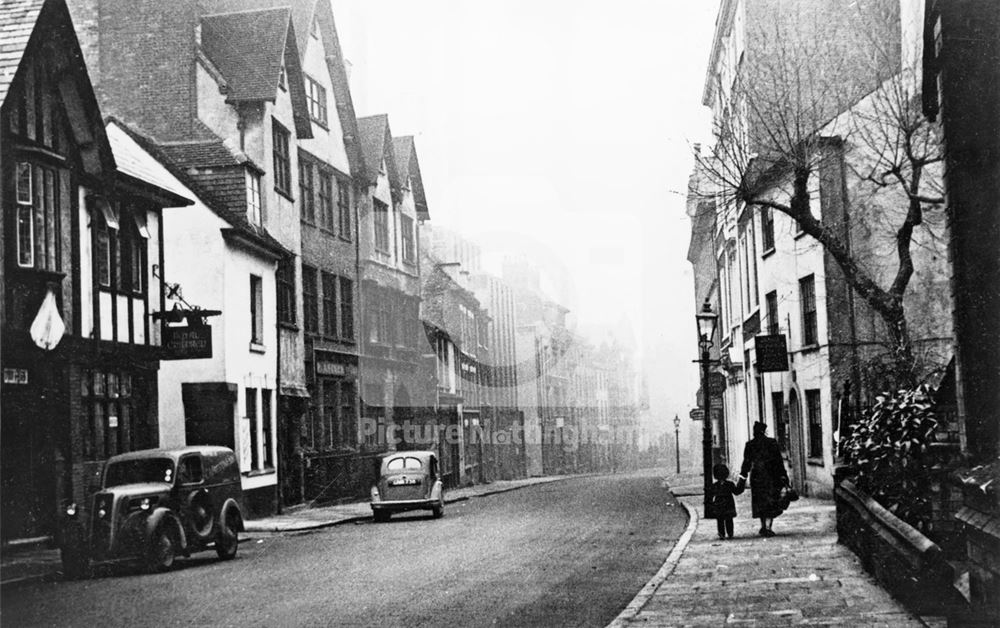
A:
[[104, 458, 175, 487], [385, 456, 423, 472]]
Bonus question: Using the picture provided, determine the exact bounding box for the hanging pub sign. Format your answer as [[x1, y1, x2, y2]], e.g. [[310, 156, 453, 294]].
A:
[[755, 334, 789, 372], [163, 324, 213, 359]]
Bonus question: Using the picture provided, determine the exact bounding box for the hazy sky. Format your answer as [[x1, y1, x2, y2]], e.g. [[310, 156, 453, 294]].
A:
[[331, 0, 719, 435]]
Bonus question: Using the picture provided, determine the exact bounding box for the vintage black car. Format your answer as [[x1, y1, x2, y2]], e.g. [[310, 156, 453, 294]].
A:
[[370, 451, 445, 522], [59, 446, 244, 577]]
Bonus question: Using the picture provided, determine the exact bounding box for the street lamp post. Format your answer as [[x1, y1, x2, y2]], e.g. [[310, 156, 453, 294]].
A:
[[673, 414, 681, 474], [695, 301, 719, 519]]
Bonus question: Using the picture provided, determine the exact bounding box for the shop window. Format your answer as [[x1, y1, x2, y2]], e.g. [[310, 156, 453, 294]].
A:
[[339, 381, 357, 449], [82, 370, 143, 461]]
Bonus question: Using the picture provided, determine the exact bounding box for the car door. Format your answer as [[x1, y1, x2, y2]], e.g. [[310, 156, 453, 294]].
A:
[[177, 454, 213, 541]]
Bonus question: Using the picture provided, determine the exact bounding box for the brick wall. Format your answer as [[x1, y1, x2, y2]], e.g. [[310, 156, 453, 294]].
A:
[[67, 0, 199, 140]]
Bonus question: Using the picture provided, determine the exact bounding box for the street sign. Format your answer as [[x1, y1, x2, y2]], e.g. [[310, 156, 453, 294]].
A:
[[163, 324, 213, 359], [689, 408, 705, 421], [756, 334, 789, 372]]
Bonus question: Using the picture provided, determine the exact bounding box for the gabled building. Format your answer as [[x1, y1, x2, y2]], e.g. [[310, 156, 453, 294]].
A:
[[1, 0, 190, 540], [197, 0, 369, 506], [106, 118, 290, 517], [419, 250, 490, 486], [355, 115, 430, 458], [65, 0, 316, 514]]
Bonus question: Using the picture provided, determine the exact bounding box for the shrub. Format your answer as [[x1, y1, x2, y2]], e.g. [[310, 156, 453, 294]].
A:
[[843, 384, 938, 531]]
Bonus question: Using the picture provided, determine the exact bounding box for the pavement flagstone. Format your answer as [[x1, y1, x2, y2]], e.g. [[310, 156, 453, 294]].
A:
[[610, 474, 933, 627]]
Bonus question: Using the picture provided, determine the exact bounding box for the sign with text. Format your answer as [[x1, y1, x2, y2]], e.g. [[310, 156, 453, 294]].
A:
[[755, 334, 789, 372], [163, 324, 212, 360]]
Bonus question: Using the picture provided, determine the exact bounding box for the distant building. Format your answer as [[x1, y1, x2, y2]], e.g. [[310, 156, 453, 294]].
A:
[[355, 114, 431, 467]]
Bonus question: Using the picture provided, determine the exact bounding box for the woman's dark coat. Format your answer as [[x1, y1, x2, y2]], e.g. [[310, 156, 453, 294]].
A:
[[739, 435, 789, 518]]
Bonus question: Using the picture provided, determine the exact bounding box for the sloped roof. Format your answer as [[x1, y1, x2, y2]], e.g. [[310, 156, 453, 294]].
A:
[[201, 8, 288, 102], [199, 7, 311, 138], [0, 0, 43, 107], [358, 114, 399, 189], [109, 118, 290, 258], [393, 136, 429, 220], [199, 0, 315, 58], [158, 138, 259, 171], [0, 0, 116, 179], [107, 122, 193, 207], [196, 0, 366, 180]]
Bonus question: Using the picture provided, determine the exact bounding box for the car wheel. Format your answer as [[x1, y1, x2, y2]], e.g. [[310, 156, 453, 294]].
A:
[[215, 511, 239, 560], [373, 510, 390, 523], [60, 548, 90, 580], [432, 499, 444, 519], [147, 526, 177, 573]]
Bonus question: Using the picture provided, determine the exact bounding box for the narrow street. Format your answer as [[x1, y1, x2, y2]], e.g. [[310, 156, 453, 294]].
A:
[[1, 472, 686, 627]]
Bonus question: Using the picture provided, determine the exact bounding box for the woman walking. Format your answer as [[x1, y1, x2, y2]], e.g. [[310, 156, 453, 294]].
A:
[[737, 421, 790, 537]]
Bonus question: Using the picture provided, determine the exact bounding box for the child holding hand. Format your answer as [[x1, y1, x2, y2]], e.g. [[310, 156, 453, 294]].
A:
[[710, 462, 743, 539]]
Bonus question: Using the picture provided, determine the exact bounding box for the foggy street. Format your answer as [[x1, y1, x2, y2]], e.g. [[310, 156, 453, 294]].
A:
[[1, 472, 686, 627]]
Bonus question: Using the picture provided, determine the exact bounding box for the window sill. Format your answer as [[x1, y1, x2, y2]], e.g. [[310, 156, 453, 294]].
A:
[[799, 343, 820, 354], [807, 458, 824, 467], [249, 342, 267, 354], [793, 230, 807, 241], [338, 234, 353, 244], [275, 188, 295, 203], [278, 321, 299, 332], [9, 266, 66, 283], [310, 119, 329, 131], [761, 247, 776, 260]]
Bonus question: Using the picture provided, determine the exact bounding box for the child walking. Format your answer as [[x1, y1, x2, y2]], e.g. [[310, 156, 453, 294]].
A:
[[710, 462, 743, 539]]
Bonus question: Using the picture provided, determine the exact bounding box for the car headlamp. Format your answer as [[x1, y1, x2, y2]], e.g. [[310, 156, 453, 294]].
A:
[[97, 508, 107, 519], [370, 486, 380, 502], [140, 497, 152, 511], [65, 503, 77, 517]]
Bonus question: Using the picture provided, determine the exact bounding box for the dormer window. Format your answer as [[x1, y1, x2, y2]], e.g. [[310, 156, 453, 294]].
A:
[[305, 75, 327, 126], [247, 170, 262, 226], [278, 64, 287, 91]]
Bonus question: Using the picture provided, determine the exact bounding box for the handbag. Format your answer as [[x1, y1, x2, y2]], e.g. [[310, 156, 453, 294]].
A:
[[778, 486, 799, 509]]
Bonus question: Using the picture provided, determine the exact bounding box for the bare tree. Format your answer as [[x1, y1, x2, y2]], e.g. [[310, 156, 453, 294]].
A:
[[694, 3, 943, 385]]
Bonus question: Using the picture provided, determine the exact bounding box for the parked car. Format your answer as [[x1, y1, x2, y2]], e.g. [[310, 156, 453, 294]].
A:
[[59, 446, 244, 577], [370, 451, 445, 522]]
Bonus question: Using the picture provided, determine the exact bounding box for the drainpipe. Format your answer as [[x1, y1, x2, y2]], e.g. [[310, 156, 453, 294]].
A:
[[275, 256, 283, 514]]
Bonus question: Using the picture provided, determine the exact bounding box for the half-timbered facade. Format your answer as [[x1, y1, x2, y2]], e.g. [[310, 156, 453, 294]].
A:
[[0, 0, 189, 540]]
